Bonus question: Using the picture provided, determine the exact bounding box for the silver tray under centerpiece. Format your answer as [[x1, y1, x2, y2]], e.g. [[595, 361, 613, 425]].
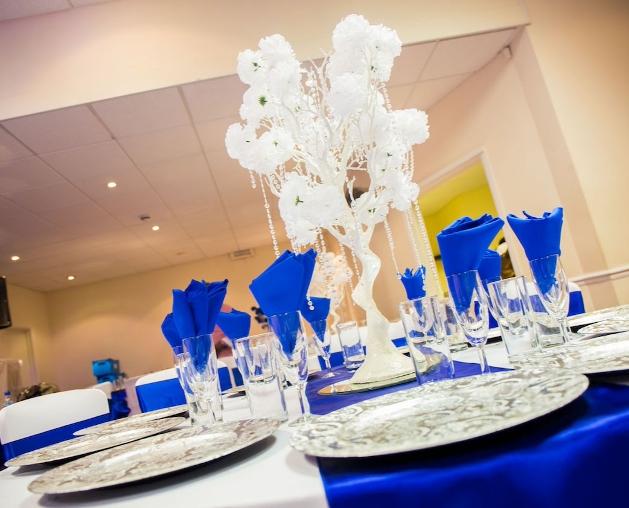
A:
[[576, 318, 629, 338], [28, 418, 280, 494], [512, 332, 629, 375], [291, 368, 588, 458], [6, 417, 185, 467], [74, 404, 188, 436]]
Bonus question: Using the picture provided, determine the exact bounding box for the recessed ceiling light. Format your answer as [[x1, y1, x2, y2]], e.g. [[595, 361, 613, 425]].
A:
[[152, 225, 160, 231], [10, 255, 19, 261], [107, 182, 117, 188], [67, 275, 75, 281]]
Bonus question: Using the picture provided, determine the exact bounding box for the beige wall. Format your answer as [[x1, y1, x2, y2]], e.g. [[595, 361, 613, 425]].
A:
[[46, 241, 289, 390], [3, 284, 55, 385]]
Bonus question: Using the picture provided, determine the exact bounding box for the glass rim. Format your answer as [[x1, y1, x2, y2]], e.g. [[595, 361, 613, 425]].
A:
[[487, 275, 525, 288], [233, 332, 275, 345], [398, 294, 438, 309], [446, 269, 480, 279], [267, 310, 300, 319]]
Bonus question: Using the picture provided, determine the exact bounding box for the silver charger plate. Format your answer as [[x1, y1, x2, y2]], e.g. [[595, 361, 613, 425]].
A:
[[28, 418, 280, 494], [568, 304, 629, 328], [290, 368, 588, 458], [577, 318, 629, 337], [6, 417, 185, 467], [74, 404, 188, 436], [512, 332, 629, 374]]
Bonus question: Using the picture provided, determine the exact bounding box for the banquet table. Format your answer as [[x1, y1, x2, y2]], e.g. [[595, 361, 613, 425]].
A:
[[3, 312, 629, 508]]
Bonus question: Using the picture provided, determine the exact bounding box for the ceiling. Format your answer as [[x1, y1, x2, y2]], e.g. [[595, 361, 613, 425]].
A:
[[0, 0, 116, 22], [0, 26, 517, 292]]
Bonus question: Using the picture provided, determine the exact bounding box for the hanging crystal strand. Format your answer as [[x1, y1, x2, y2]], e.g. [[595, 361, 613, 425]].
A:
[[383, 216, 401, 278], [338, 242, 355, 303], [248, 170, 257, 189], [259, 174, 280, 258], [413, 199, 444, 298], [405, 208, 423, 268], [318, 229, 340, 308]]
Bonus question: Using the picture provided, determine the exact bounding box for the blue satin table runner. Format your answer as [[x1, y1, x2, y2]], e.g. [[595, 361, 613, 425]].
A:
[[309, 366, 629, 508]]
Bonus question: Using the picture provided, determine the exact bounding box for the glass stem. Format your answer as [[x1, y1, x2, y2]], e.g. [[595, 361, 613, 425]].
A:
[[559, 318, 572, 344], [324, 356, 333, 375], [296, 383, 309, 420], [477, 346, 490, 374]]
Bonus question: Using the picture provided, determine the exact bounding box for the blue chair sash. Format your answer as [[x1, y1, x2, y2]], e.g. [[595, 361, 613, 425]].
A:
[[136, 366, 232, 412], [2, 413, 110, 461]]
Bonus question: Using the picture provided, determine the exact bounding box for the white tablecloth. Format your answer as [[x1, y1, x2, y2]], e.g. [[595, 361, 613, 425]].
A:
[[0, 387, 328, 508]]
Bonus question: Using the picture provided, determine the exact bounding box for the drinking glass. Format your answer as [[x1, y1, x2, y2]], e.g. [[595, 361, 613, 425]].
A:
[[267, 311, 310, 427], [447, 270, 491, 374], [181, 334, 223, 426], [529, 254, 573, 343], [335, 321, 366, 370], [487, 276, 540, 359], [398, 296, 455, 385], [439, 299, 467, 353], [310, 319, 336, 378], [234, 333, 288, 422]]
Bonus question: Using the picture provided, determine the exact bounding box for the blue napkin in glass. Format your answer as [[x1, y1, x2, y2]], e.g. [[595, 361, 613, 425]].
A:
[[216, 309, 251, 340], [160, 313, 181, 349], [172, 279, 229, 340], [506, 207, 563, 261], [437, 214, 504, 312], [399, 266, 427, 300], [300, 297, 330, 340], [478, 249, 501, 285], [249, 249, 317, 317], [300, 297, 331, 324], [436, 214, 505, 277]]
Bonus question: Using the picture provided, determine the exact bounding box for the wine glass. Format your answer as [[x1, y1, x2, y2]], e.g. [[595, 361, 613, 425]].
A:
[[529, 254, 574, 343], [446, 270, 491, 374], [310, 319, 336, 378], [267, 311, 311, 427]]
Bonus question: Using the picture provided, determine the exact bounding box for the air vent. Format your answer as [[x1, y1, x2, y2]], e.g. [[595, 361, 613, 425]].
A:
[[229, 249, 255, 261]]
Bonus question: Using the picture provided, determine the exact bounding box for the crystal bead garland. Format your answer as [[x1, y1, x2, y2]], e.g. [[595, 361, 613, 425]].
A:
[[317, 229, 340, 308], [259, 174, 280, 258], [405, 208, 423, 269], [383, 216, 401, 278], [412, 198, 445, 298], [338, 243, 355, 302]]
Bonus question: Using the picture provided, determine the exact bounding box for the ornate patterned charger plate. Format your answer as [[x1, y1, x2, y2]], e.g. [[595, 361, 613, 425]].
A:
[[576, 318, 629, 337], [74, 404, 188, 436], [512, 332, 629, 375], [291, 368, 588, 458], [568, 304, 629, 329], [6, 417, 186, 467], [28, 418, 280, 494]]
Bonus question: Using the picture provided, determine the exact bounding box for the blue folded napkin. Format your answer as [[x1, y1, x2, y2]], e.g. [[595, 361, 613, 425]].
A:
[[478, 249, 502, 284], [300, 297, 330, 340], [300, 297, 331, 324], [160, 313, 181, 349], [437, 214, 504, 313], [249, 249, 317, 317], [172, 279, 229, 340], [436, 214, 505, 277], [506, 207, 563, 261], [399, 266, 427, 300], [216, 309, 251, 340]]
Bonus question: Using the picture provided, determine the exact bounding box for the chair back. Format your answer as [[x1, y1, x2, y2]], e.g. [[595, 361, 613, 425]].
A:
[[0, 389, 110, 461], [134, 362, 233, 413]]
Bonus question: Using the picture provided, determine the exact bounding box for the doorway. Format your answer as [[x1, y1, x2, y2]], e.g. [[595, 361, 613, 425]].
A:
[[0, 327, 38, 396]]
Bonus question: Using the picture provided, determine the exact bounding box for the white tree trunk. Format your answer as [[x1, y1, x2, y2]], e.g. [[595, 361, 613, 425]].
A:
[[349, 245, 414, 385]]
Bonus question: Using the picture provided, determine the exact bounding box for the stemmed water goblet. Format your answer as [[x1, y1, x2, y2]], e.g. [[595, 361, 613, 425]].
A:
[[267, 311, 312, 426], [447, 270, 492, 374], [529, 254, 574, 344], [310, 319, 336, 378]]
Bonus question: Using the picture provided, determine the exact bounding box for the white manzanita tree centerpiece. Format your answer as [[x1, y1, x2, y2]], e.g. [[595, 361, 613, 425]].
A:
[[226, 14, 430, 385]]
